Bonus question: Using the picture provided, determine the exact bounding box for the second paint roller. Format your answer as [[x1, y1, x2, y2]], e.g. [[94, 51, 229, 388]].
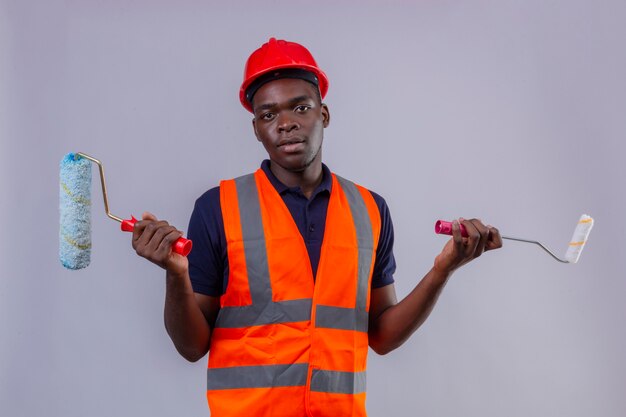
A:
[[434, 215, 594, 263]]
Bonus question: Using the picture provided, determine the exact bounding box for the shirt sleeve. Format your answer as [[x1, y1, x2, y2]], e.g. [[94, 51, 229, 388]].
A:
[[187, 186, 227, 297], [369, 191, 396, 288]]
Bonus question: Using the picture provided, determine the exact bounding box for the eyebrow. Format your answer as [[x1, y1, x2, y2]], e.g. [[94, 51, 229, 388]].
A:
[[287, 95, 314, 106], [255, 95, 314, 112]]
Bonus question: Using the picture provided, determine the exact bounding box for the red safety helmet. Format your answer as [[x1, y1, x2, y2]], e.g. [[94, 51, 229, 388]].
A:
[[240, 37, 329, 112]]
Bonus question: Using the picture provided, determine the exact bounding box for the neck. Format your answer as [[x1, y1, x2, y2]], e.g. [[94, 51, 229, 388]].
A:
[[269, 158, 323, 199]]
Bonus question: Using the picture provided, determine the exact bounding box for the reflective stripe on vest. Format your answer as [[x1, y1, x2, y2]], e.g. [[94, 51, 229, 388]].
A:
[[207, 365, 366, 394], [208, 170, 378, 402], [207, 363, 309, 390], [315, 176, 372, 333], [311, 369, 367, 394]]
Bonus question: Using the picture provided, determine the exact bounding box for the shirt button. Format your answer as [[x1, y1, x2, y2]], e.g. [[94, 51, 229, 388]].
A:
[[309, 224, 315, 232]]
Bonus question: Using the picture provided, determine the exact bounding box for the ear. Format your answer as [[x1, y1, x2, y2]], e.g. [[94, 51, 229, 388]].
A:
[[252, 117, 261, 142], [321, 104, 330, 128]]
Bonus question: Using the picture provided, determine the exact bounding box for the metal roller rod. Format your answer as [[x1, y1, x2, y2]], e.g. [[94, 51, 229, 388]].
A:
[[501, 235, 569, 263], [76, 152, 124, 223]]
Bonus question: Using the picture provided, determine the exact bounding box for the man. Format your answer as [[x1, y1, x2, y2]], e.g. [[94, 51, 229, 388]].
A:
[[132, 38, 502, 416]]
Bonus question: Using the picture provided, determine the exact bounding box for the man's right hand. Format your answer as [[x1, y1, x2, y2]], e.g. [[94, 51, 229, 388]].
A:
[[132, 212, 188, 276]]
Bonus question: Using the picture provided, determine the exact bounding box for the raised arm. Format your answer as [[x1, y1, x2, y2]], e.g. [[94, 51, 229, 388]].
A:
[[368, 218, 502, 355], [132, 212, 219, 362]]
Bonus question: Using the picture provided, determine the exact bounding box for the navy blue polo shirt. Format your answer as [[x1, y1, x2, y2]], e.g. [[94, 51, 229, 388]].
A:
[[187, 160, 396, 297]]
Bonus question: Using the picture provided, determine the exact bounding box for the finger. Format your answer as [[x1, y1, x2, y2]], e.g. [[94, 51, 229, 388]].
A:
[[142, 211, 158, 221], [132, 218, 153, 248], [132, 213, 159, 241], [142, 225, 178, 262], [156, 229, 184, 259], [460, 218, 480, 256], [468, 218, 489, 258], [134, 212, 159, 238], [145, 224, 179, 254], [485, 225, 503, 251], [451, 219, 465, 254], [135, 223, 176, 260], [134, 220, 170, 250]]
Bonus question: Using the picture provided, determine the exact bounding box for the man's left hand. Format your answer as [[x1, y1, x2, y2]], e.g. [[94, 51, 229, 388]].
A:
[[433, 218, 502, 275]]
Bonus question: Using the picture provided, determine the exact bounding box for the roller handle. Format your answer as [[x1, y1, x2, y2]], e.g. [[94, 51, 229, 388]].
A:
[[121, 216, 193, 257], [435, 220, 469, 238]]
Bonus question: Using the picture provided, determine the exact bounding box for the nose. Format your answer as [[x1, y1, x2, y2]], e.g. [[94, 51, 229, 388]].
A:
[[277, 113, 299, 133]]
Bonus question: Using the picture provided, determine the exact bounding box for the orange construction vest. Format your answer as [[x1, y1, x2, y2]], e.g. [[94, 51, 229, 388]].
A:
[[207, 168, 381, 417]]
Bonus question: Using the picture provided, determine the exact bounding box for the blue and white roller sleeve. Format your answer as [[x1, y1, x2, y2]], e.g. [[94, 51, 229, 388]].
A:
[[59, 153, 92, 269]]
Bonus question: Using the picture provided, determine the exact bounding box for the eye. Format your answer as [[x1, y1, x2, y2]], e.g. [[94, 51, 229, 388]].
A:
[[294, 105, 311, 113], [260, 112, 275, 121]]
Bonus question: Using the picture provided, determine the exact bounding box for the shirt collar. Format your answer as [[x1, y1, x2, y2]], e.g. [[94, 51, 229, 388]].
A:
[[260, 159, 332, 196]]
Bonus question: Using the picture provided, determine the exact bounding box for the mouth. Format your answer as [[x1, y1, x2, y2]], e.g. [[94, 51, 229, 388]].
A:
[[277, 137, 305, 148], [277, 137, 306, 153]]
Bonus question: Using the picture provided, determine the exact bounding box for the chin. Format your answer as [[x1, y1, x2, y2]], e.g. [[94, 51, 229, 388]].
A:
[[273, 154, 312, 171], [281, 160, 309, 172], [271, 144, 321, 172]]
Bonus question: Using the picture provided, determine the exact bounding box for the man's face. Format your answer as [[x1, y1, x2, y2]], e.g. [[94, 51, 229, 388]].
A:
[[251, 78, 330, 173]]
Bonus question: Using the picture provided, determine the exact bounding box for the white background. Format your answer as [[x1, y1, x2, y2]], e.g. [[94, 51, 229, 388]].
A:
[[1, 1, 625, 416]]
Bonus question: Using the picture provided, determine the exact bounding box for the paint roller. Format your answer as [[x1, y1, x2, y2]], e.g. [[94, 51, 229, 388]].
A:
[[59, 152, 192, 270], [434, 215, 594, 263]]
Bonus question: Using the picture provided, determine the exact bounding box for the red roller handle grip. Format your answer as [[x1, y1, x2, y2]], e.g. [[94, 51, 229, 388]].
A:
[[434, 220, 469, 238], [121, 216, 193, 257]]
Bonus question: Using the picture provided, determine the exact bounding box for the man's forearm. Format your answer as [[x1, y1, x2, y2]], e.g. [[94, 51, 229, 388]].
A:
[[369, 267, 451, 355], [164, 271, 212, 362]]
